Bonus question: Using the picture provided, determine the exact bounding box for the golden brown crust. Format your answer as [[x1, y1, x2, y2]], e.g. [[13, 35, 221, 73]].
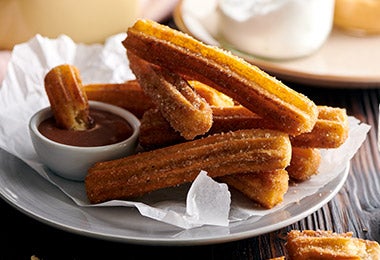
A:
[[123, 19, 318, 135], [138, 105, 349, 151], [128, 51, 213, 140], [83, 80, 154, 118], [290, 106, 349, 148], [44, 64, 93, 130], [286, 230, 380, 260], [286, 147, 321, 181], [85, 129, 291, 204], [189, 80, 235, 107], [219, 169, 289, 209]]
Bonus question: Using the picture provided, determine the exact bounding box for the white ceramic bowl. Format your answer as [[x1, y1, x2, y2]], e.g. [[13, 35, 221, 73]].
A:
[[29, 101, 140, 181]]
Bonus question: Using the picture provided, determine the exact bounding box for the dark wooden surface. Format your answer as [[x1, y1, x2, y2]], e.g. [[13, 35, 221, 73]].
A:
[[1, 84, 379, 259]]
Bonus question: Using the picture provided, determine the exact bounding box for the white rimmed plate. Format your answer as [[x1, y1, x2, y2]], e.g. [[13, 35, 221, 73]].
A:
[[0, 148, 349, 246]]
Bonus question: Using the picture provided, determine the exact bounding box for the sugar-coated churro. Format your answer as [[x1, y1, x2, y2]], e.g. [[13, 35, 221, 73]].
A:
[[219, 169, 289, 209], [123, 19, 318, 135], [85, 129, 292, 204], [290, 106, 349, 148], [138, 106, 349, 150], [44, 64, 93, 130], [128, 51, 213, 140], [83, 80, 154, 118], [189, 80, 235, 107], [286, 147, 321, 181], [286, 230, 380, 260]]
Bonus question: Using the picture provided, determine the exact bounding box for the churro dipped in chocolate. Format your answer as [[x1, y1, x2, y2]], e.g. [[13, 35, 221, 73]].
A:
[[85, 129, 292, 204], [128, 52, 213, 140], [44, 64, 93, 130], [123, 19, 318, 135]]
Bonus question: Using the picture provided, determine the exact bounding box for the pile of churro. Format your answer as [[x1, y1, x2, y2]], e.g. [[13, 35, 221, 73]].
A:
[[83, 19, 349, 208]]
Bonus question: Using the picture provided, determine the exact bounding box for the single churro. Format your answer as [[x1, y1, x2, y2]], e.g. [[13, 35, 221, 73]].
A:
[[85, 129, 292, 204]]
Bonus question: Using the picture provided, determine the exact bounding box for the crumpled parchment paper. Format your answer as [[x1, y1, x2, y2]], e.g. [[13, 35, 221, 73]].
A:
[[0, 34, 371, 229]]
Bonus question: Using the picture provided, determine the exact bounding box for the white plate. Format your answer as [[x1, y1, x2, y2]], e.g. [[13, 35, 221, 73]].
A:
[[0, 148, 349, 246], [173, 0, 380, 88]]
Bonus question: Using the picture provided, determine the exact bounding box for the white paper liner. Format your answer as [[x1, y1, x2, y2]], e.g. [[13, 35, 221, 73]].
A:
[[0, 34, 371, 229]]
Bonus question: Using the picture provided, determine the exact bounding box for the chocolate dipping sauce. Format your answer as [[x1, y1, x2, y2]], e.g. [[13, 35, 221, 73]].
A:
[[38, 109, 133, 147]]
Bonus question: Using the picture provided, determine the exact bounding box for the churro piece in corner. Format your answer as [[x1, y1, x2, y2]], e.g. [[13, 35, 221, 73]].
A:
[[286, 230, 380, 260], [44, 64, 93, 130]]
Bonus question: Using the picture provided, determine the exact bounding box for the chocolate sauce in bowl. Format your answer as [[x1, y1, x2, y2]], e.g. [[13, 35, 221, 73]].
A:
[[38, 109, 133, 147]]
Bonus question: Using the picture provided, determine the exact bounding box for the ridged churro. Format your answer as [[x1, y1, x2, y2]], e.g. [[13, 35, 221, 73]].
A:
[[123, 19, 318, 135], [138, 106, 349, 150], [286, 147, 321, 181], [85, 129, 292, 204], [44, 64, 93, 130], [286, 230, 380, 259], [84, 80, 154, 118], [189, 80, 235, 107], [219, 169, 289, 209], [85, 79, 234, 119], [290, 106, 349, 148], [128, 52, 213, 140]]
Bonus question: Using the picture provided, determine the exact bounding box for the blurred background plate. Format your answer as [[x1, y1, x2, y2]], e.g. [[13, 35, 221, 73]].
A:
[[174, 0, 380, 88]]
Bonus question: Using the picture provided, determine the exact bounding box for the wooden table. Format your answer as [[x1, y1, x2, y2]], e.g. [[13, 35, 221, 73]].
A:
[[1, 84, 379, 259]]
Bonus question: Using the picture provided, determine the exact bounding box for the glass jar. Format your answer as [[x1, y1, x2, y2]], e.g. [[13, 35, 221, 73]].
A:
[[217, 0, 335, 60], [0, 0, 140, 50]]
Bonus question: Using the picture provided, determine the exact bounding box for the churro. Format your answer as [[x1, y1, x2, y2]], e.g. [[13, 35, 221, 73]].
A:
[[138, 106, 349, 150], [85, 129, 292, 204], [219, 169, 289, 209], [286, 230, 380, 259], [44, 64, 93, 130], [84, 80, 154, 118], [189, 80, 235, 107], [286, 147, 321, 181], [128, 52, 213, 140], [290, 106, 349, 148], [123, 19, 318, 135]]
